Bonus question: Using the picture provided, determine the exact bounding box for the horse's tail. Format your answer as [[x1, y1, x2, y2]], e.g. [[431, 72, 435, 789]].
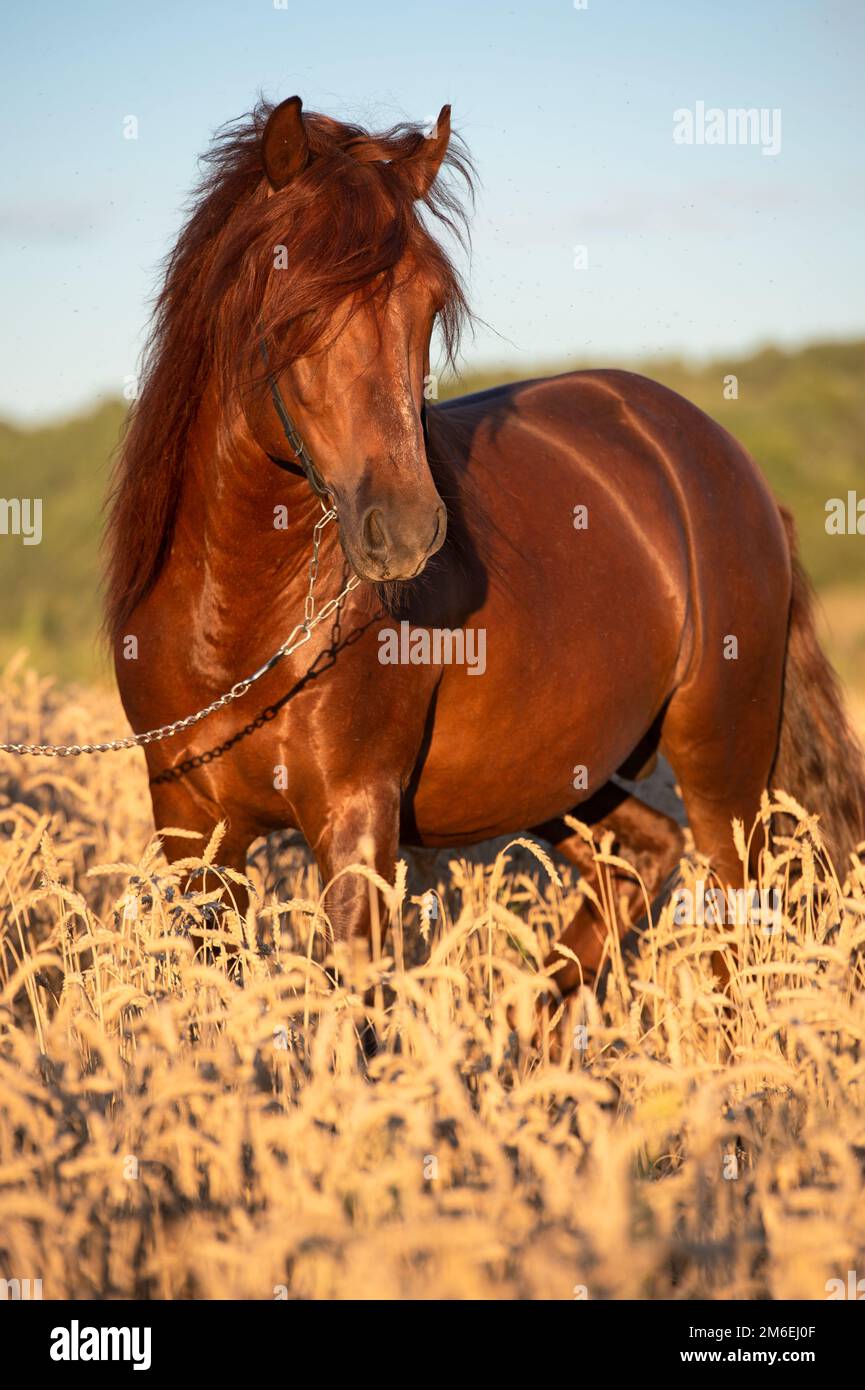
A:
[[773, 505, 865, 872]]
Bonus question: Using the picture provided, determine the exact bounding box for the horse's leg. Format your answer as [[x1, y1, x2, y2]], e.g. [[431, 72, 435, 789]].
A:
[[303, 781, 401, 950], [148, 783, 253, 950], [658, 644, 786, 985], [535, 793, 685, 994], [296, 783, 400, 1057]]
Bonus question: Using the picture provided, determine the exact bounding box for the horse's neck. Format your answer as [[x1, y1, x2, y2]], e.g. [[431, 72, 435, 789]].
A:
[[179, 394, 329, 594]]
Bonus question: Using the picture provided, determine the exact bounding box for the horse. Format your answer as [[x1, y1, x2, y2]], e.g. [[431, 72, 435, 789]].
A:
[[107, 95, 865, 994]]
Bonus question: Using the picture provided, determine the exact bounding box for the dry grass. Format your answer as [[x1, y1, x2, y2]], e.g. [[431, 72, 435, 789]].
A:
[[2, 652, 865, 1301]]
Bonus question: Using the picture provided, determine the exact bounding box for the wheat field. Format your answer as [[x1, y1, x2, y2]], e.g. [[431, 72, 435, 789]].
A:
[[2, 652, 865, 1301]]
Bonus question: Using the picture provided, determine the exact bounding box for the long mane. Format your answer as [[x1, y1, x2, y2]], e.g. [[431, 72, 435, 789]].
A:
[[104, 99, 473, 636]]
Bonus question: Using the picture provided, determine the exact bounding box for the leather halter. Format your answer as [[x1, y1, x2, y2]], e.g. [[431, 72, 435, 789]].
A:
[[259, 335, 432, 502], [258, 337, 333, 502]]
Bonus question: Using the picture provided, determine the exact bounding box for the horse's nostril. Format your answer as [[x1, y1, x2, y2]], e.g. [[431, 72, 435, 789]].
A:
[[358, 502, 445, 576], [362, 508, 388, 555], [430, 506, 446, 552]]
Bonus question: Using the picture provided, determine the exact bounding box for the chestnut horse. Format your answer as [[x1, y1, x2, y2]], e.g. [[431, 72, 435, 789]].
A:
[[107, 96, 865, 991]]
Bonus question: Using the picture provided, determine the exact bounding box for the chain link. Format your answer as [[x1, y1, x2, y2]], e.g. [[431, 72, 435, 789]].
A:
[[0, 509, 360, 759]]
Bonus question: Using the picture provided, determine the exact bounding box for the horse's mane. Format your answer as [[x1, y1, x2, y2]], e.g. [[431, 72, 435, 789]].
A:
[[104, 99, 474, 637]]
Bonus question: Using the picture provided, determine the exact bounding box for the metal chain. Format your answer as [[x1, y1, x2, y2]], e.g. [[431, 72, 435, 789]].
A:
[[0, 509, 360, 759]]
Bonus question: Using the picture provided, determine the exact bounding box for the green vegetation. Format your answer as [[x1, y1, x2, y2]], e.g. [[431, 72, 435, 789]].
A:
[[0, 400, 124, 683], [1, 341, 862, 684]]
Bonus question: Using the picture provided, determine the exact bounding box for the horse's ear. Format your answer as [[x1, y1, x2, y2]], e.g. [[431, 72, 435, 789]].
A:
[[261, 96, 310, 190], [404, 104, 451, 198]]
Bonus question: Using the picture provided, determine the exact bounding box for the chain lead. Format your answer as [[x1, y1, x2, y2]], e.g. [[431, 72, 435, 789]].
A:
[[0, 511, 359, 759]]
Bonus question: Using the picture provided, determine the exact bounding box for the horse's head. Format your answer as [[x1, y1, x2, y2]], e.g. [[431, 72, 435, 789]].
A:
[[246, 97, 470, 583]]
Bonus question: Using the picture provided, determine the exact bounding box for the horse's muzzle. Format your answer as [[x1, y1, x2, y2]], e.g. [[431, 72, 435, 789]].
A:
[[349, 501, 447, 581]]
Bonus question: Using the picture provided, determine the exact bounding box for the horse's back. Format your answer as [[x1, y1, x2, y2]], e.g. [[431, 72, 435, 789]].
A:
[[437, 365, 789, 625]]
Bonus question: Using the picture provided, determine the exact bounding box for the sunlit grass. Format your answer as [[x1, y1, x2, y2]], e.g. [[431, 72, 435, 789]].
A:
[[2, 655, 865, 1300]]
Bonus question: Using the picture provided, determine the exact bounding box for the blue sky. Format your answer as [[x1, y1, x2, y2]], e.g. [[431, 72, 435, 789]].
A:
[[2, 0, 863, 420]]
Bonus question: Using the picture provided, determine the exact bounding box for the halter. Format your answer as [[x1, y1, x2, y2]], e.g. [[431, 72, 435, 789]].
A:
[[258, 335, 432, 499], [258, 337, 333, 503]]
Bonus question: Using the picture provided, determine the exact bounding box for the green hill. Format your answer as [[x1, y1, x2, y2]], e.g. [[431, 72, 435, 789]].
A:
[[1, 341, 862, 684], [0, 400, 125, 683]]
